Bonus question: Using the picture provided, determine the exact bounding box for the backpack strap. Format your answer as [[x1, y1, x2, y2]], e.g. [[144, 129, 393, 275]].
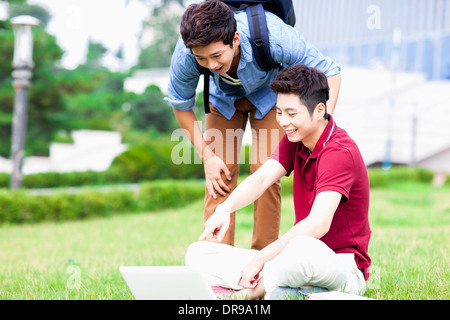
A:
[[203, 68, 211, 114], [195, 61, 211, 114], [246, 3, 281, 71]]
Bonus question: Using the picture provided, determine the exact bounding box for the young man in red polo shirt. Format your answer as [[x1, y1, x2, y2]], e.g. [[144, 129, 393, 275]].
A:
[[186, 64, 371, 299]]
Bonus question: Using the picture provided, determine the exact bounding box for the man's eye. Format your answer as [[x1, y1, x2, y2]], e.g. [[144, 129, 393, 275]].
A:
[[288, 113, 296, 117]]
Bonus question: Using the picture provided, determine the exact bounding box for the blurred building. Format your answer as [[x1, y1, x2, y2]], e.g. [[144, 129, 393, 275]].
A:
[[292, 0, 450, 179], [334, 66, 450, 176], [124, 68, 172, 95], [294, 0, 450, 80]]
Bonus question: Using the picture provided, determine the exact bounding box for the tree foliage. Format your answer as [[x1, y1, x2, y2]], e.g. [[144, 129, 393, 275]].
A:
[[136, 0, 185, 69], [128, 84, 176, 133], [79, 39, 108, 71], [0, 0, 181, 160], [54, 68, 133, 132]]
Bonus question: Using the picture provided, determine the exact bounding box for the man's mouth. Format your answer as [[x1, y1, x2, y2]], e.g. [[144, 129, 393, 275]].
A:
[[286, 129, 297, 136]]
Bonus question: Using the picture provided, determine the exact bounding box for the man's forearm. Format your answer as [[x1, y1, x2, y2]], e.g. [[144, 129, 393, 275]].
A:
[[216, 160, 286, 216], [172, 108, 213, 161], [221, 169, 269, 213], [326, 73, 341, 115]]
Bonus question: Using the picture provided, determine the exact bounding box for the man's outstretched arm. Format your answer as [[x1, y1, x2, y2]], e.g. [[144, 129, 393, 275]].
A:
[[199, 159, 287, 242]]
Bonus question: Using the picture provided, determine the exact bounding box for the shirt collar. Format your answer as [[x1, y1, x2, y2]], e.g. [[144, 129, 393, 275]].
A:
[[236, 23, 253, 69]]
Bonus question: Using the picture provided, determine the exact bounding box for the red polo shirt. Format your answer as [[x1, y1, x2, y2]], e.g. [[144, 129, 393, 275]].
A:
[[271, 115, 371, 280]]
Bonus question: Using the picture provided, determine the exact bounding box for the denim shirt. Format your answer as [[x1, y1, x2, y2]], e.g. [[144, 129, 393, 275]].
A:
[[165, 11, 341, 120]]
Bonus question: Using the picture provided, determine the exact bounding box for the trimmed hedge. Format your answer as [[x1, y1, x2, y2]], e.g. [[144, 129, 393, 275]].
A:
[[137, 179, 205, 211], [0, 166, 442, 226], [0, 188, 137, 224], [0, 170, 125, 189], [0, 179, 205, 225], [367, 166, 435, 188]]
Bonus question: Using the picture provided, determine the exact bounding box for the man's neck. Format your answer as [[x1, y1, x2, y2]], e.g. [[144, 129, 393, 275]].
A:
[[228, 45, 241, 75], [303, 119, 329, 152]]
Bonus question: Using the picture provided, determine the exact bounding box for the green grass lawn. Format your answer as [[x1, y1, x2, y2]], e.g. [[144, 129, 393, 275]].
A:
[[0, 180, 448, 300]]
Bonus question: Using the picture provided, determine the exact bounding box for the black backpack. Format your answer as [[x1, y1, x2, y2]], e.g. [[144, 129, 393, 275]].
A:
[[197, 0, 296, 113]]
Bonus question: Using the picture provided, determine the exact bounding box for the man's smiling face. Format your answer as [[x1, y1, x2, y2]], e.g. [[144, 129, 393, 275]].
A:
[[191, 33, 240, 74], [275, 93, 326, 150]]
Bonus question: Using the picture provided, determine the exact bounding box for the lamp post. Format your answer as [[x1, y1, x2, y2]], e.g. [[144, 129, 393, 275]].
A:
[[382, 28, 402, 171], [9, 15, 40, 189]]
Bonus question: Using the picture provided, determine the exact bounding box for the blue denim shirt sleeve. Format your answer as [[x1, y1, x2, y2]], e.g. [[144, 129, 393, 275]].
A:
[[164, 37, 201, 111]]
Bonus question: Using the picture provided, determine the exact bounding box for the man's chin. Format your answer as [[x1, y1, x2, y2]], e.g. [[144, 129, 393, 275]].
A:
[[286, 134, 301, 143]]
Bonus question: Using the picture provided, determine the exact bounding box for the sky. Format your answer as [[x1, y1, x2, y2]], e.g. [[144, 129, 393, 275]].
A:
[[26, 0, 150, 70]]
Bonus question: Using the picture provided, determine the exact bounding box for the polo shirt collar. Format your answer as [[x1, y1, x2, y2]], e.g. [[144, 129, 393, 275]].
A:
[[299, 114, 337, 160]]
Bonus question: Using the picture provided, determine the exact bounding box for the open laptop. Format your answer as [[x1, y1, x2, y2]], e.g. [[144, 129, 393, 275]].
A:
[[119, 266, 217, 300]]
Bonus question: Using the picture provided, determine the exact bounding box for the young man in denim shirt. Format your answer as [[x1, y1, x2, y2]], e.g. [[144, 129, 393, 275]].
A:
[[165, 0, 341, 250]]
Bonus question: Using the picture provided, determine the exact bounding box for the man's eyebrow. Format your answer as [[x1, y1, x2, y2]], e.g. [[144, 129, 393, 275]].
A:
[[194, 50, 223, 58], [275, 105, 298, 112]]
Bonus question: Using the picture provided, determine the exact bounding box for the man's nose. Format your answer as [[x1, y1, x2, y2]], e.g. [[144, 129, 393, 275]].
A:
[[207, 59, 219, 70], [278, 113, 290, 127]]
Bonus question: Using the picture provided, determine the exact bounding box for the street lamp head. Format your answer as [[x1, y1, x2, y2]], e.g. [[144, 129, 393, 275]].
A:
[[10, 15, 40, 69], [10, 15, 40, 27]]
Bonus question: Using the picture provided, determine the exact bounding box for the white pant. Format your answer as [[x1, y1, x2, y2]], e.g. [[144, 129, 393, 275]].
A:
[[185, 236, 366, 299]]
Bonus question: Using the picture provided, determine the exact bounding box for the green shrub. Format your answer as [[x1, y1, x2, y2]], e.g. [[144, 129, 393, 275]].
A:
[[0, 190, 22, 224], [45, 194, 77, 222], [23, 172, 62, 189], [110, 145, 167, 182], [23, 195, 53, 223], [0, 179, 208, 225], [0, 188, 137, 225], [153, 142, 204, 180], [0, 173, 9, 188], [367, 169, 390, 188], [102, 165, 128, 184], [383, 166, 433, 183], [239, 145, 251, 175], [110, 142, 204, 182], [280, 176, 293, 196], [23, 171, 105, 189], [137, 179, 204, 212], [368, 166, 434, 188]]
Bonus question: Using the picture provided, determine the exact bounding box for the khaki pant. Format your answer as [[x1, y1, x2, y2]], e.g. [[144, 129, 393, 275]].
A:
[[204, 98, 284, 250]]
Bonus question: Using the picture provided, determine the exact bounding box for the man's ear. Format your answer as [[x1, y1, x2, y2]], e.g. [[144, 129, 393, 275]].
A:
[[233, 32, 240, 47], [315, 103, 327, 120]]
